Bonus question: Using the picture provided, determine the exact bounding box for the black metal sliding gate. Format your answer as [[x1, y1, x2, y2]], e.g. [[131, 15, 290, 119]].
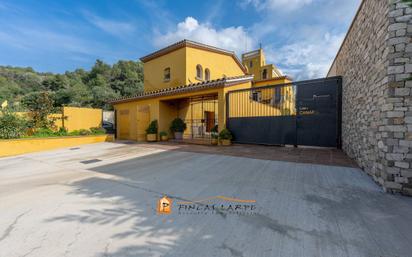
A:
[[226, 76, 342, 148]]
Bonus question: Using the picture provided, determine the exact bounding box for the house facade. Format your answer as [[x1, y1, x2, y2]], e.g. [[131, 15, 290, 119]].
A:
[[109, 40, 292, 142]]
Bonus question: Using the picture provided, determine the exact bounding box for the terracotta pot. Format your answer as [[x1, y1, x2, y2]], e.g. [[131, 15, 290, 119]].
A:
[[146, 134, 157, 142], [161, 135, 168, 141], [211, 138, 218, 145], [174, 132, 183, 140], [220, 139, 231, 146]]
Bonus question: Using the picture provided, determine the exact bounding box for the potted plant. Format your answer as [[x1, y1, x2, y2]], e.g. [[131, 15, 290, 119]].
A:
[[170, 118, 186, 140], [218, 128, 233, 146], [146, 120, 158, 142], [211, 124, 218, 145], [159, 131, 168, 141]]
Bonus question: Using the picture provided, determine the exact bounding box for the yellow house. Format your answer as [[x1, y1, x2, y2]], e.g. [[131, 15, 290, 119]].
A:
[[241, 48, 295, 116], [109, 40, 293, 142]]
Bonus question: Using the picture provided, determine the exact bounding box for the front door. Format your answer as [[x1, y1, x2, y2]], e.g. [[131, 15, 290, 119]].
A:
[[205, 111, 215, 132], [118, 109, 130, 139], [137, 105, 150, 141]]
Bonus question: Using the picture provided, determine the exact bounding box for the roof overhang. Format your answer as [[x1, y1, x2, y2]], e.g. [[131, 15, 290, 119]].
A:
[[253, 76, 293, 83], [108, 75, 254, 104]]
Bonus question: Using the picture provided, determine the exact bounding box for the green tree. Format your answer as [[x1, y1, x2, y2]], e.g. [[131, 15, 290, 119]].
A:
[[0, 77, 22, 104], [42, 74, 68, 91], [88, 74, 119, 109], [21, 91, 56, 129], [88, 59, 111, 81], [110, 60, 144, 96], [0, 60, 144, 110]]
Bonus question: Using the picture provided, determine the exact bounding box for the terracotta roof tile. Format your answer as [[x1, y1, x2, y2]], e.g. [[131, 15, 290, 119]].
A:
[[108, 75, 253, 104]]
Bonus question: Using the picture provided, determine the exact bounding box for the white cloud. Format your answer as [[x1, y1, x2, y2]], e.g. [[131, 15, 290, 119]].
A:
[[155, 16, 345, 80], [266, 32, 344, 80], [241, 0, 313, 11], [83, 11, 135, 37], [154, 17, 255, 55]]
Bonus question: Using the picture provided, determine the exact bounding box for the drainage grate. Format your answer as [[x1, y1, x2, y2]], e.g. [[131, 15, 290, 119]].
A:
[[80, 159, 102, 164], [70, 147, 80, 150]]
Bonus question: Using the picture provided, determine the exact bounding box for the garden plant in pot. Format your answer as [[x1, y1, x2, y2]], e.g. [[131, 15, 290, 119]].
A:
[[170, 118, 186, 140], [218, 128, 233, 146], [146, 120, 158, 142], [159, 131, 168, 141], [210, 125, 218, 145]]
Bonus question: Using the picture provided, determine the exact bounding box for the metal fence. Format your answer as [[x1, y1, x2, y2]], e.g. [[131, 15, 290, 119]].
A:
[[226, 76, 342, 147]]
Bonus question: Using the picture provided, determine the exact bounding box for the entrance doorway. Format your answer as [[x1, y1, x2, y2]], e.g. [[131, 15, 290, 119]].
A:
[[169, 94, 218, 142], [186, 95, 218, 140], [205, 111, 215, 132], [163, 94, 218, 143]]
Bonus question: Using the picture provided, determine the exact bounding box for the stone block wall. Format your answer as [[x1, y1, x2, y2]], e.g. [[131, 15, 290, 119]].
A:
[[328, 0, 412, 194]]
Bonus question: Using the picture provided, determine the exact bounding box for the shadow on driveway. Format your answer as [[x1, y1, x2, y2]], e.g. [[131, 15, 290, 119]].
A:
[[46, 150, 412, 257]]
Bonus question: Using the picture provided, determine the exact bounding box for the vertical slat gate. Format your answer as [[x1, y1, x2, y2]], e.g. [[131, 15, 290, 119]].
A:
[[226, 76, 342, 148]]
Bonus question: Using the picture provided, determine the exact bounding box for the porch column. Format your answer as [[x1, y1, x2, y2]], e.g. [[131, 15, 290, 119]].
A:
[[218, 90, 225, 132]]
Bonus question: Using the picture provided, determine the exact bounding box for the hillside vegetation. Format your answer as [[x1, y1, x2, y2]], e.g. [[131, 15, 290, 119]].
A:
[[0, 59, 144, 110]]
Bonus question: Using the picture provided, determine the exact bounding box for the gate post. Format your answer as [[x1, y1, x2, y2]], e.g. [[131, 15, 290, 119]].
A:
[[336, 77, 343, 149], [225, 92, 229, 129], [294, 94, 298, 148]]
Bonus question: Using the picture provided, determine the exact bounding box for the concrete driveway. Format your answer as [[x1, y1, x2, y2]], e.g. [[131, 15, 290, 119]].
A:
[[1, 142, 412, 257]]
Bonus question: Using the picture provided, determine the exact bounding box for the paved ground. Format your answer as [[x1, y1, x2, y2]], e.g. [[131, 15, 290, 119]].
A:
[[1, 142, 412, 257], [134, 141, 357, 167]]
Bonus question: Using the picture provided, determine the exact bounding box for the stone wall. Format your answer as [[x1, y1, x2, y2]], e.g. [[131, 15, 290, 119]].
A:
[[328, 0, 412, 194]]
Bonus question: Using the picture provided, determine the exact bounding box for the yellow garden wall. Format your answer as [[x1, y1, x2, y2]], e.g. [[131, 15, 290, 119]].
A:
[[15, 107, 102, 132], [62, 107, 102, 132], [15, 112, 64, 128], [0, 134, 114, 157]]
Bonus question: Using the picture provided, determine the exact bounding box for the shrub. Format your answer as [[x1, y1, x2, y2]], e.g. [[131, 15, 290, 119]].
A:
[[170, 118, 186, 132], [90, 127, 106, 135], [146, 120, 158, 134], [54, 127, 68, 136], [211, 124, 218, 139], [32, 128, 56, 137], [79, 129, 91, 135], [218, 128, 233, 140], [211, 125, 218, 133], [68, 130, 80, 136], [0, 110, 28, 139], [159, 131, 168, 137], [21, 91, 56, 129]]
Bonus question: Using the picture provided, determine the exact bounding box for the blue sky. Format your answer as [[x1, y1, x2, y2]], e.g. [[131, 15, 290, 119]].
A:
[[0, 0, 360, 79]]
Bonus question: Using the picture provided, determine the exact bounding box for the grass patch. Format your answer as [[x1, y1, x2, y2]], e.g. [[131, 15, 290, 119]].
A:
[[21, 127, 106, 138]]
